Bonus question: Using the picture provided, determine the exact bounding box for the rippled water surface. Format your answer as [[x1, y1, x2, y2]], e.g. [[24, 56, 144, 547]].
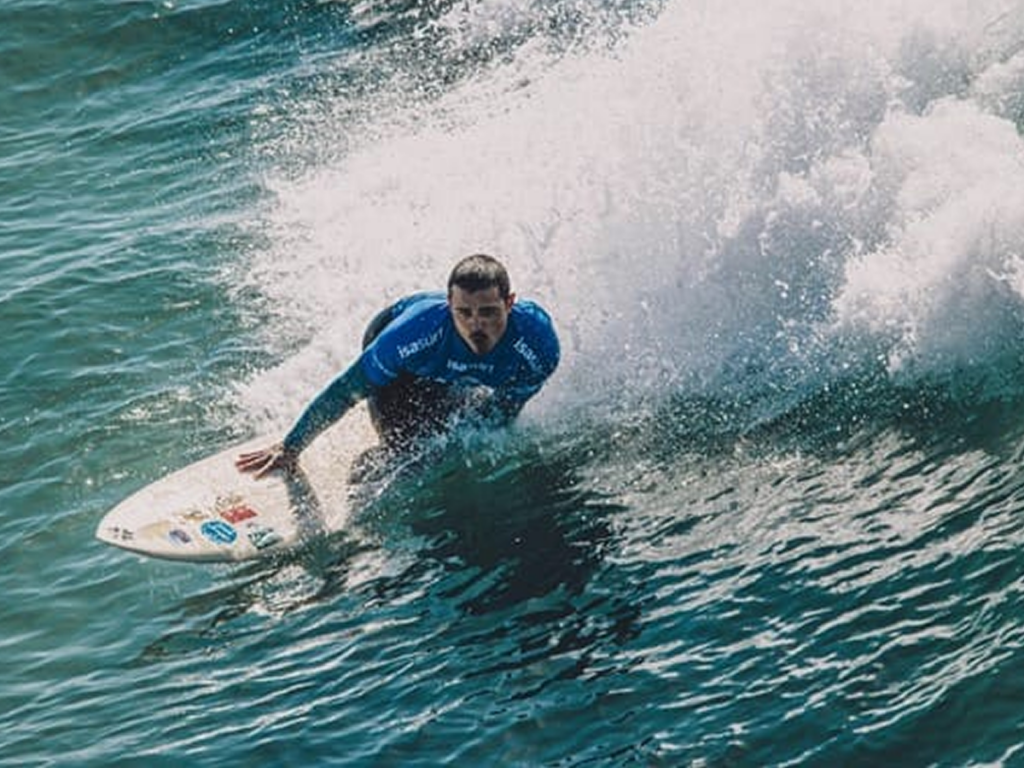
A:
[[6, 1, 1024, 766]]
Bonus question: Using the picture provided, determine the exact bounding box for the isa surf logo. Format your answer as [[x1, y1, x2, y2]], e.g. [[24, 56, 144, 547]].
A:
[[200, 520, 237, 545]]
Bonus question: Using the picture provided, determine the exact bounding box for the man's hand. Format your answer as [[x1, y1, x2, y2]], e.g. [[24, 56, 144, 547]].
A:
[[235, 443, 298, 479]]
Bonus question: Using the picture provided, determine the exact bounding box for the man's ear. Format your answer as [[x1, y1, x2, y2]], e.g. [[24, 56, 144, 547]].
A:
[[506, 292, 517, 309]]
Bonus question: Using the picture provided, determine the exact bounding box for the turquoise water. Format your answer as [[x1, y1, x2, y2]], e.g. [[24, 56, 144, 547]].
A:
[[7, 0, 1024, 765]]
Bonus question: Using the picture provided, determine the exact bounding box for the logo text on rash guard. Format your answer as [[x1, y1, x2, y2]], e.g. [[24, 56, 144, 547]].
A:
[[447, 359, 494, 376], [512, 337, 543, 375], [397, 328, 443, 359]]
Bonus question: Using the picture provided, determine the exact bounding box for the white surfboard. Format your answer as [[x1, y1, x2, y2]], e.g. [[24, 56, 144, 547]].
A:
[[96, 406, 379, 563]]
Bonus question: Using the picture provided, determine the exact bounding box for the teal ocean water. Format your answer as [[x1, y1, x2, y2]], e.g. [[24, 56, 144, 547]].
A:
[[7, 0, 1024, 765]]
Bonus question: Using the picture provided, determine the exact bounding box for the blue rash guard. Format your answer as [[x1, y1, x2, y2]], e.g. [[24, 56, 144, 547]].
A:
[[283, 292, 559, 454]]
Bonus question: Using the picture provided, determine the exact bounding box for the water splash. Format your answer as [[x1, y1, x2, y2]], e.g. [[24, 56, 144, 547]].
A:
[[241, 0, 1024, 430]]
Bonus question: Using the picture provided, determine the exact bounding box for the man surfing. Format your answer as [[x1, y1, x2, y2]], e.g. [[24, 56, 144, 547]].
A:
[[236, 253, 560, 478]]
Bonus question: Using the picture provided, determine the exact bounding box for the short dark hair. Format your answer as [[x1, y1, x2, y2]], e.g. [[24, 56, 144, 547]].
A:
[[447, 253, 511, 298]]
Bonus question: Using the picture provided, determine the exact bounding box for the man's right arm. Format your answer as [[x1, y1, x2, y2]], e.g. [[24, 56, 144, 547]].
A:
[[236, 361, 373, 478], [282, 362, 373, 454]]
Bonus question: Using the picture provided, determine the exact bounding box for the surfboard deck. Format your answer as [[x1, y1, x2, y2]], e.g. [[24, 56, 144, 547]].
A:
[[95, 406, 378, 563]]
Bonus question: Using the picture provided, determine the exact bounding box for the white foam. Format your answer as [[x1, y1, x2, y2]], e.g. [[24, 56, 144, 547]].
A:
[[240, 0, 1024, 421], [834, 99, 1024, 384]]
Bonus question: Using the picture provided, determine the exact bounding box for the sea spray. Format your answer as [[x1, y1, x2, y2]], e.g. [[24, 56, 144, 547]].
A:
[[241, 0, 1024, 430]]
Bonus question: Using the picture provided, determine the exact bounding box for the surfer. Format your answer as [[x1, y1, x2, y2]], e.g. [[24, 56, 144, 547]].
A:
[[236, 253, 560, 478]]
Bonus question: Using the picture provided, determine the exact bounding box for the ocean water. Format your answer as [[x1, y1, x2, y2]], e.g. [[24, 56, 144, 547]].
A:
[[7, 0, 1024, 765]]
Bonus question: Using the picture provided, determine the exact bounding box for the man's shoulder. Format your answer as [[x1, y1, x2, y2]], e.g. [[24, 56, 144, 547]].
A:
[[373, 293, 450, 356], [361, 293, 451, 384], [511, 300, 558, 346], [512, 299, 555, 330], [391, 291, 448, 320], [381, 292, 447, 335]]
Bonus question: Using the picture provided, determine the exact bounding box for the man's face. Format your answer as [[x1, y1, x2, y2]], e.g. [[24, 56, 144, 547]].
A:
[[448, 285, 515, 355]]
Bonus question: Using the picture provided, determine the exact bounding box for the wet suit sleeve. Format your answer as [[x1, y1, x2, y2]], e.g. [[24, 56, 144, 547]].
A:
[[282, 361, 373, 454]]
